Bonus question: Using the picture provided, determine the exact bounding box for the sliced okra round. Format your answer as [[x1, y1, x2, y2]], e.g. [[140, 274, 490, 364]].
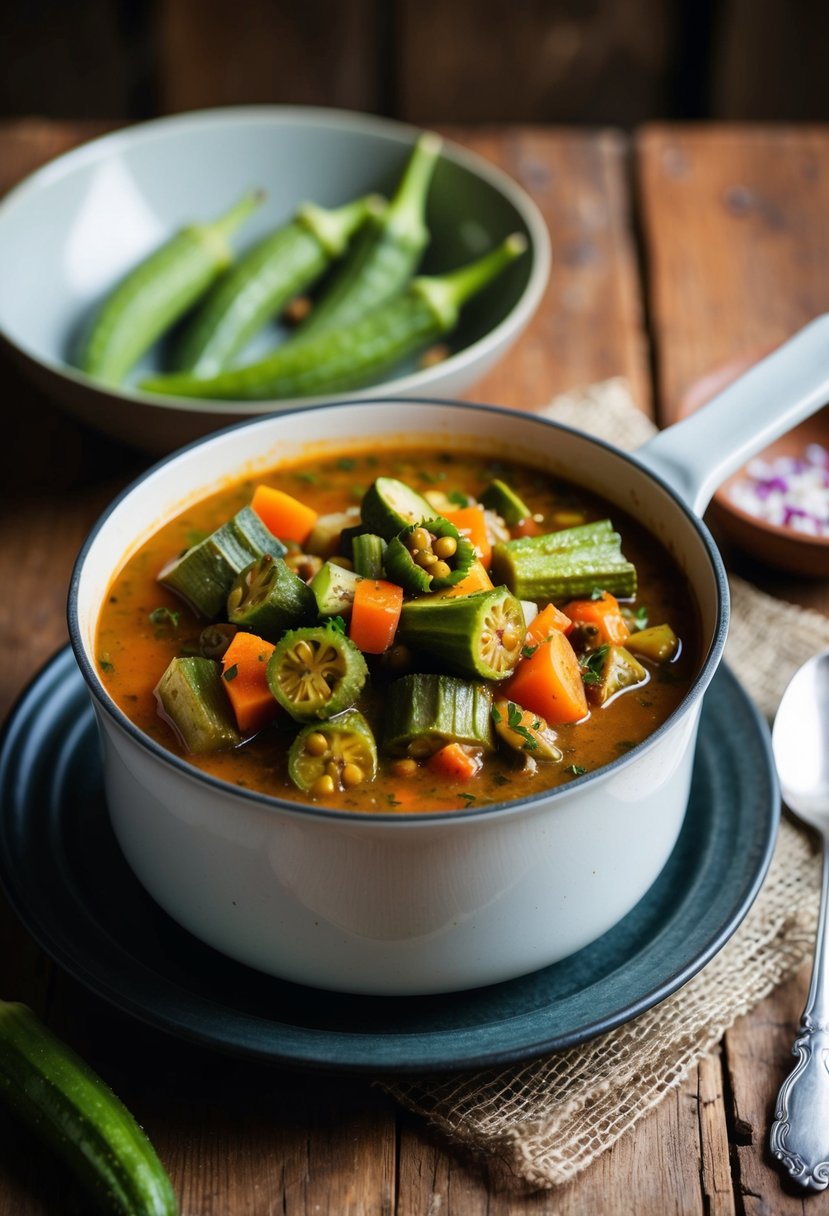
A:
[[227, 554, 315, 640], [266, 624, 368, 722], [384, 517, 474, 593], [288, 709, 378, 796]]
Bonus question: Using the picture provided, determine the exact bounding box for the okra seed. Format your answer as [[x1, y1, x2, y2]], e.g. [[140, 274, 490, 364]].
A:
[[433, 536, 457, 559], [311, 775, 336, 797], [341, 763, 364, 788], [415, 550, 438, 568], [304, 732, 329, 756], [431, 560, 452, 580], [325, 760, 340, 779], [295, 640, 315, 665], [410, 527, 432, 551], [392, 758, 418, 778], [501, 624, 520, 648]]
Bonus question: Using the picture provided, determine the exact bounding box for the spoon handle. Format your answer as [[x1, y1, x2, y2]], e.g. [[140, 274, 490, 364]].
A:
[[770, 839, 829, 1190]]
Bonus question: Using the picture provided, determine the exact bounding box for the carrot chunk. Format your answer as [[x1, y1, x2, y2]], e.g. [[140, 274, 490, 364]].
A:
[[221, 631, 278, 735], [562, 591, 630, 646], [444, 505, 492, 568], [349, 578, 404, 654], [502, 630, 588, 724], [525, 602, 572, 644], [251, 484, 318, 545], [430, 559, 494, 598], [427, 742, 482, 782]]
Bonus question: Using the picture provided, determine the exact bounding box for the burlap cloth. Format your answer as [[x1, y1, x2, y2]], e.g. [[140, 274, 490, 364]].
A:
[[383, 379, 829, 1189]]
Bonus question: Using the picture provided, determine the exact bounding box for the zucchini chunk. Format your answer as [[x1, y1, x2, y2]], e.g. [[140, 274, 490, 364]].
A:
[[480, 477, 533, 526], [310, 560, 363, 617], [384, 517, 474, 593], [582, 644, 648, 706], [266, 624, 368, 721], [360, 477, 435, 539], [383, 673, 495, 757], [227, 554, 316, 640], [491, 519, 637, 602], [0, 1000, 178, 1216], [154, 656, 241, 753], [158, 506, 287, 619], [397, 586, 526, 680], [288, 709, 378, 795]]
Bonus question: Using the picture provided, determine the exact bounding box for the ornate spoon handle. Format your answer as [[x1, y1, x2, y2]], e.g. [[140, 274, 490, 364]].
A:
[[770, 841, 829, 1190]]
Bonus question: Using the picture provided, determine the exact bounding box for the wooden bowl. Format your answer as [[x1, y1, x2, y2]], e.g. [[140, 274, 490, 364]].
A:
[[678, 350, 829, 577]]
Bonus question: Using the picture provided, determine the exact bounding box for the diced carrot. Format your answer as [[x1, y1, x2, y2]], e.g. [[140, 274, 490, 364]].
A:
[[221, 631, 278, 735], [502, 630, 588, 724], [444, 505, 492, 568], [431, 559, 494, 599], [562, 591, 630, 646], [427, 742, 482, 783], [526, 602, 572, 644], [251, 484, 318, 545], [349, 578, 404, 654]]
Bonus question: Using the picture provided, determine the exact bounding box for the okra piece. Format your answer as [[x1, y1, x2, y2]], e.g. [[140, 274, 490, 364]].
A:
[[383, 673, 494, 757], [351, 533, 387, 580], [266, 624, 368, 721], [174, 193, 381, 377], [139, 235, 528, 401], [158, 506, 287, 619], [360, 477, 435, 539], [227, 554, 316, 640], [154, 657, 241, 753], [78, 190, 263, 385], [480, 478, 533, 526], [626, 623, 679, 663], [291, 132, 441, 341], [288, 709, 378, 795], [310, 560, 363, 617], [397, 586, 526, 681], [582, 645, 648, 706], [491, 519, 637, 602], [384, 517, 474, 593], [492, 699, 563, 761]]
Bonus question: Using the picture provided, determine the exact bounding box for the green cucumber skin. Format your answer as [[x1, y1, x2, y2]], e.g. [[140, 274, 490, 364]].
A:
[[480, 478, 532, 526], [0, 1001, 177, 1216], [383, 673, 494, 755], [501, 518, 616, 556], [154, 657, 240, 753], [397, 587, 524, 681], [159, 506, 287, 619], [491, 544, 637, 602]]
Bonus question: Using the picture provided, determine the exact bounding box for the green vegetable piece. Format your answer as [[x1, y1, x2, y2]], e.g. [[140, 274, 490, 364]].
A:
[[625, 623, 679, 663], [0, 1000, 178, 1216], [397, 586, 526, 681], [491, 519, 637, 602], [174, 193, 381, 377], [492, 698, 563, 761], [78, 190, 263, 386], [227, 553, 316, 640], [584, 645, 648, 706], [383, 673, 494, 757], [309, 560, 363, 617], [480, 477, 533, 526], [384, 517, 474, 593], [158, 505, 287, 619], [287, 709, 378, 793], [266, 624, 368, 721], [351, 533, 387, 579], [360, 477, 435, 539], [306, 509, 361, 557], [291, 132, 441, 341], [154, 656, 240, 753], [139, 234, 528, 401]]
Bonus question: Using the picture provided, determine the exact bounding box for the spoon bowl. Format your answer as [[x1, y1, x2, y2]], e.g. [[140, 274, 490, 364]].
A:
[[770, 648, 829, 1189]]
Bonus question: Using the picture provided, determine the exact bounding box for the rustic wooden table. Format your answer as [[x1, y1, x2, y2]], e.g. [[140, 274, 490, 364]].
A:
[[1, 119, 828, 1215]]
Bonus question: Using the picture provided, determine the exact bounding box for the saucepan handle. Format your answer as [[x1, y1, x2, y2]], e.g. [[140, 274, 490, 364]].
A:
[[634, 314, 829, 517]]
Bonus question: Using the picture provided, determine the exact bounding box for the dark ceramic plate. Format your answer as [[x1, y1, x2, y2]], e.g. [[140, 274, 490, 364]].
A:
[[0, 647, 778, 1075]]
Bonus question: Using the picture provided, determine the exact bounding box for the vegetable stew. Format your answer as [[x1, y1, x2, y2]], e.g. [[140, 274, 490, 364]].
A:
[[96, 447, 700, 813]]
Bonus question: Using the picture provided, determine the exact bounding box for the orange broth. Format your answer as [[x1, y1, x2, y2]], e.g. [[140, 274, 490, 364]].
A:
[[96, 447, 699, 812]]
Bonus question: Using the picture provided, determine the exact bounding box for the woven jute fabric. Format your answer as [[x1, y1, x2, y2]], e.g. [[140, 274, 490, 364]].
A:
[[384, 380, 829, 1190]]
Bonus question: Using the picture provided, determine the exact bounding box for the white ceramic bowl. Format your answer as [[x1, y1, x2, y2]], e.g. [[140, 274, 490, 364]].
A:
[[0, 107, 550, 454]]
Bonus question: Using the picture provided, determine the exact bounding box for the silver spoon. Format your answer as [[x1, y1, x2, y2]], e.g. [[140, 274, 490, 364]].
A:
[[770, 649, 829, 1189]]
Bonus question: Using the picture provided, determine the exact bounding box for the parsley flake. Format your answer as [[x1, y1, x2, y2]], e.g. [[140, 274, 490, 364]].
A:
[[566, 764, 587, 776], [149, 606, 180, 628], [580, 645, 609, 685], [223, 664, 239, 682]]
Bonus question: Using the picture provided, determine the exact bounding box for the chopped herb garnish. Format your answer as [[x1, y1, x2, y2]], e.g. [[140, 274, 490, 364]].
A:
[[149, 606, 180, 628], [507, 701, 538, 751], [328, 615, 347, 635], [295, 470, 320, 485], [448, 490, 469, 507], [521, 643, 538, 659], [223, 664, 239, 682], [336, 457, 356, 471], [566, 764, 587, 776], [99, 656, 115, 674], [386, 793, 401, 807], [417, 470, 447, 485], [580, 645, 609, 685], [590, 587, 605, 600], [491, 703, 503, 725], [633, 605, 649, 630], [492, 772, 511, 787], [459, 792, 476, 804]]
